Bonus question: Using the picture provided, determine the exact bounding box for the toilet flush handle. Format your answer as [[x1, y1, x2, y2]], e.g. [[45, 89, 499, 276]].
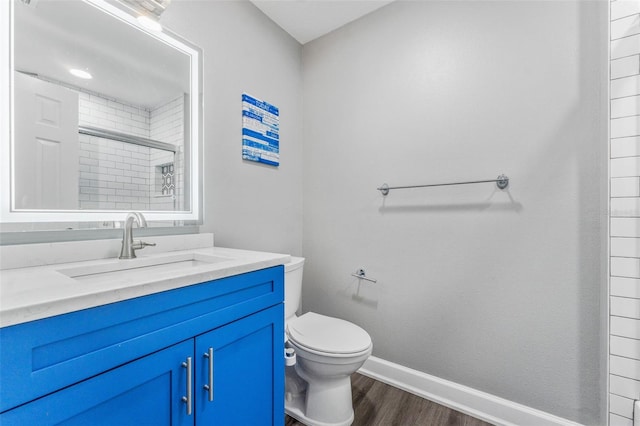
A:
[[351, 269, 377, 283]]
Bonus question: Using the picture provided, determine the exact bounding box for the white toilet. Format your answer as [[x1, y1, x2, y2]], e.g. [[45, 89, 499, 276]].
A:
[[284, 257, 372, 426]]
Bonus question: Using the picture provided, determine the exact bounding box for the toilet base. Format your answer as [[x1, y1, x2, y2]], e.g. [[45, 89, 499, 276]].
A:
[[284, 364, 354, 426], [285, 392, 354, 426]]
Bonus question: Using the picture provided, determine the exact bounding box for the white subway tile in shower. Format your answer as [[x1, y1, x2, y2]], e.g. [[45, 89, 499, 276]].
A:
[[611, 197, 640, 216], [611, 218, 640, 237], [612, 34, 640, 60], [612, 56, 640, 80], [612, 277, 640, 298], [610, 413, 634, 426], [612, 296, 640, 319], [612, 257, 640, 278], [612, 116, 640, 138], [612, 75, 640, 99], [612, 316, 640, 339], [612, 136, 640, 158], [612, 14, 640, 40], [610, 393, 635, 420], [611, 237, 640, 257], [612, 335, 640, 360], [612, 95, 640, 118], [612, 0, 640, 21], [612, 177, 640, 197], [612, 355, 640, 382], [612, 156, 640, 177], [611, 374, 640, 401]]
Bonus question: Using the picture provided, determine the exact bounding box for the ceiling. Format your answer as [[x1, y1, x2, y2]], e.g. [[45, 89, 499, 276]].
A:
[[250, 0, 395, 45]]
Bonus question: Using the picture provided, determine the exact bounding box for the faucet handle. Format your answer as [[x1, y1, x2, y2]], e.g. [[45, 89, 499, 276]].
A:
[[132, 240, 156, 250]]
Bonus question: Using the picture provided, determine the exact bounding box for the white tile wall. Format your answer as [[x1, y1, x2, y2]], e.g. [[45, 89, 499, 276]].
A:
[[611, 177, 640, 196], [78, 134, 151, 210], [612, 277, 640, 297], [612, 355, 640, 380], [150, 96, 185, 211], [611, 393, 635, 420], [611, 373, 640, 398], [611, 412, 634, 426], [612, 257, 640, 278], [612, 34, 640, 60], [611, 237, 640, 257], [612, 116, 640, 138], [612, 136, 640, 157], [612, 95, 640, 117], [613, 0, 640, 21], [612, 297, 640, 318], [612, 316, 640, 339], [79, 92, 150, 139], [612, 218, 640, 236], [613, 74, 640, 100], [150, 96, 184, 146], [612, 56, 640, 80], [611, 6, 640, 422], [612, 14, 640, 39], [77, 92, 184, 211], [612, 335, 640, 359], [612, 197, 640, 216], [612, 156, 640, 176]]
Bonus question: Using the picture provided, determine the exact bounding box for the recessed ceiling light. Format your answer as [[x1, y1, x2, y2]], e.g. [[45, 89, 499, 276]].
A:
[[137, 15, 162, 32], [69, 68, 92, 80]]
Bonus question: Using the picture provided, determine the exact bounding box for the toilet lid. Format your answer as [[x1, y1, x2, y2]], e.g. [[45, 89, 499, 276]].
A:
[[286, 312, 371, 354]]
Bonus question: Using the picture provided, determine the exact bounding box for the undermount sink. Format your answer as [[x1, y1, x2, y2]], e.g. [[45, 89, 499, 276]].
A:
[[57, 252, 231, 284]]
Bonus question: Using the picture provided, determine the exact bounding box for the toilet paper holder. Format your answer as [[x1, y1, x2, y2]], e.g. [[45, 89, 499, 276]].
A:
[[351, 269, 377, 283]]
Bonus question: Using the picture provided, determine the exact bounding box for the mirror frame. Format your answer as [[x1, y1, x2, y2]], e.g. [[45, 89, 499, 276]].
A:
[[0, 0, 203, 224]]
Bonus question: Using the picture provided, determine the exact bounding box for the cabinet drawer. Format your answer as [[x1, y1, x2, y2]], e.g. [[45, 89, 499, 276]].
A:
[[0, 340, 193, 426], [0, 265, 283, 412]]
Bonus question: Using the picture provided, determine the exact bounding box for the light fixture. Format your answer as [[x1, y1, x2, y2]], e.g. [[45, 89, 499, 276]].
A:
[[69, 68, 92, 80], [120, 0, 169, 32], [137, 14, 162, 32]]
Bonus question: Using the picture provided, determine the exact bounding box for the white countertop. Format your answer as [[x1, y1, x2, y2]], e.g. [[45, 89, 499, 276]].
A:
[[0, 244, 290, 328]]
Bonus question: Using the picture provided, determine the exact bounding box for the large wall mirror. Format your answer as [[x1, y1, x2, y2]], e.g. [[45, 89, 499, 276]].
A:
[[0, 0, 202, 229]]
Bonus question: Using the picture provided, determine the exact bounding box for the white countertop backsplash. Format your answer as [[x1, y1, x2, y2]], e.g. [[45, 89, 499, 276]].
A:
[[0, 234, 290, 328]]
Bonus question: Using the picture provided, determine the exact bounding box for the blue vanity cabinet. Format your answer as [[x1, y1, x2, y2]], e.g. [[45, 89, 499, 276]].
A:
[[0, 265, 285, 425]]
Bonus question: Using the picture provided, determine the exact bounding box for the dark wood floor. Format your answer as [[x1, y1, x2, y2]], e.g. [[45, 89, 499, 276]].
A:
[[285, 373, 493, 426]]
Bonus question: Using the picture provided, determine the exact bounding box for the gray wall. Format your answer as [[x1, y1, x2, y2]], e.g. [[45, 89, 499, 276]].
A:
[[163, 0, 304, 255], [301, 1, 607, 424]]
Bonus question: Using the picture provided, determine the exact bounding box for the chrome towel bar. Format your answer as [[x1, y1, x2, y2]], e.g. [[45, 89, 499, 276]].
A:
[[377, 174, 509, 196]]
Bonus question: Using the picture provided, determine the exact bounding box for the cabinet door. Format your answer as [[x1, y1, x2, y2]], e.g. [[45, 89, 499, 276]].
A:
[[0, 340, 194, 426], [195, 304, 284, 426]]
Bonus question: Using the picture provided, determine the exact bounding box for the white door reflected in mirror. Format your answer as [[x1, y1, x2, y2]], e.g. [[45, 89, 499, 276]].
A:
[[14, 72, 79, 210]]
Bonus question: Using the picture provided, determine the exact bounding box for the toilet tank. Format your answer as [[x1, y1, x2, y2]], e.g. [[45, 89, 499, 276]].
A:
[[284, 257, 305, 321]]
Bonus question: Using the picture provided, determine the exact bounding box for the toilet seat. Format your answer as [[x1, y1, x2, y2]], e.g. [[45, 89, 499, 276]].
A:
[[287, 312, 371, 356]]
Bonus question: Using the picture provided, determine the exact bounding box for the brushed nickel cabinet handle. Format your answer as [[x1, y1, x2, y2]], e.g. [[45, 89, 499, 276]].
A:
[[181, 357, 193, 415], [203, 347, 214, 402]]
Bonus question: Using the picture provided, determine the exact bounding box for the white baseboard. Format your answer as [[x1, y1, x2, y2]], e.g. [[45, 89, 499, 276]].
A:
[[358, 356, 583, 426]]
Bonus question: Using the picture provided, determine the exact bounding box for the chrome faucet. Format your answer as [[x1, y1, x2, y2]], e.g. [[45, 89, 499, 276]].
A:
[[119, 212, 156, 259]]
